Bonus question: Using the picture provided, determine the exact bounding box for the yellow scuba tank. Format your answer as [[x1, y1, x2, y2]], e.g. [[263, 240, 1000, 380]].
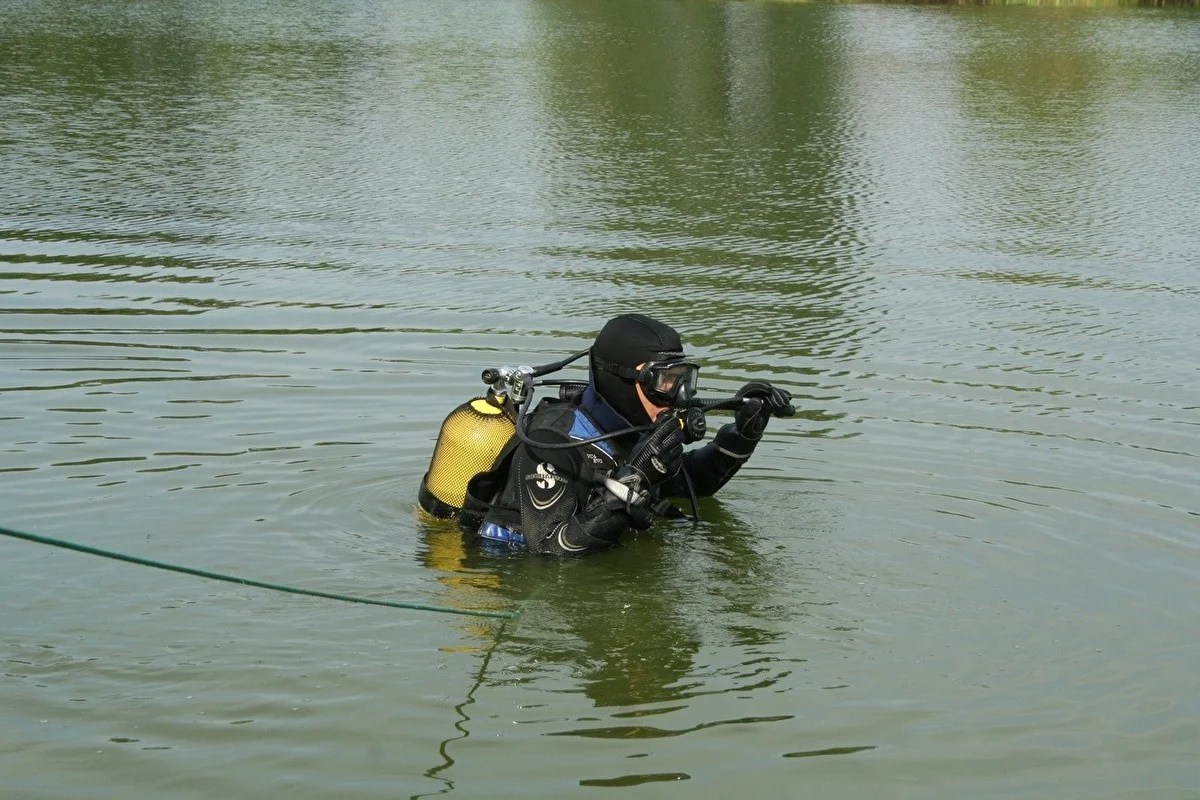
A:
[[418, 392, 516, 518]]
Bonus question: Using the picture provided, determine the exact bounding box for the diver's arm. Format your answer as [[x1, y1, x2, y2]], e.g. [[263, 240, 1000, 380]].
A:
[[544, 492, 641, 556], [665, 390, 791, 498], [665, 421, 758, 498]]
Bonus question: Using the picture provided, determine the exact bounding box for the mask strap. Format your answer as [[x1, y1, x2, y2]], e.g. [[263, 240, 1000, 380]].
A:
[[592, 356, 639, 382]]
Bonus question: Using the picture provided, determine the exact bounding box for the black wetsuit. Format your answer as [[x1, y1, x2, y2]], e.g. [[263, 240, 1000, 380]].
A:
[[461, 384, 760, 556]]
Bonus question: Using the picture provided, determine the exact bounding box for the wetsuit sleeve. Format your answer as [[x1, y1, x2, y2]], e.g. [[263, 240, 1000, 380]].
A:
[[515, 430, 637, 557], [660, 421, 759, 498]]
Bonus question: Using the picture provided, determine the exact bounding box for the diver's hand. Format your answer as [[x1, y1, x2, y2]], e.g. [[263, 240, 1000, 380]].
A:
[[732, 381, 793, 440], [733, 381, 794, 418], [733, 398, 767, 440], [621, 416, 685, 488]]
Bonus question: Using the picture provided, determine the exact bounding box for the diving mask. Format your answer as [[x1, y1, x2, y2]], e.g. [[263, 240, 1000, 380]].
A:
[[594, 355, 699, 408]]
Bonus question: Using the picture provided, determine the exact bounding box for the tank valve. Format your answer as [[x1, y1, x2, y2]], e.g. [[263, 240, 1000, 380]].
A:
[[481, 365, 535, 405]]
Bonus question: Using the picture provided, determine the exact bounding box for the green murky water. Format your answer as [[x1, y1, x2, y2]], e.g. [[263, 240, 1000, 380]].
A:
[[2, 1, 1197, 797]]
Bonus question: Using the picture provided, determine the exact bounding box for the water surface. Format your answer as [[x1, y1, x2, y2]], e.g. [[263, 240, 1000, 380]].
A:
[[2, 1, 1198, 797]]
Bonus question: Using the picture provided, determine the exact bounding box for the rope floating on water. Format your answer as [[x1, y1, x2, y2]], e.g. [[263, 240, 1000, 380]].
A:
[[0, 523, 520, 620]]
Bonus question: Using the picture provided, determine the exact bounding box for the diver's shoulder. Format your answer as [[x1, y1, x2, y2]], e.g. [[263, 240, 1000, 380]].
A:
[[522, 396, 581, 438]]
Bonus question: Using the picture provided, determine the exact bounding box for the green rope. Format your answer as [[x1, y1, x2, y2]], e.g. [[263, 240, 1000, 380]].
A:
[[0, 523, 520, 620]]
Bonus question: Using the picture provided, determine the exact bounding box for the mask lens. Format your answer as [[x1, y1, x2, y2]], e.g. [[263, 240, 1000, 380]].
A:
[[643, 361, 698, 404]]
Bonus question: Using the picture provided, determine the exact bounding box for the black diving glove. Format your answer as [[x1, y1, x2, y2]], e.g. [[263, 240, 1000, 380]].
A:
[[733, 381, 794, 440], [625, 416, 685, 487], [607, 415, 685, 506]]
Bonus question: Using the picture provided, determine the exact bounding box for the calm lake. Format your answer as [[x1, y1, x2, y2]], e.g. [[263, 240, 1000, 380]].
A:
[[2, 0, 1198, 797]]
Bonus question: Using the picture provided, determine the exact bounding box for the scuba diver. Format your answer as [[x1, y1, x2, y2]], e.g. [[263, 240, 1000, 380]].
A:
[[418, 313, 793, 557]]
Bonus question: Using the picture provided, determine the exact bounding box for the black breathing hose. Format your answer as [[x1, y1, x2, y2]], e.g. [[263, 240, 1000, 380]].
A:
[[511, 389, 654, 451]]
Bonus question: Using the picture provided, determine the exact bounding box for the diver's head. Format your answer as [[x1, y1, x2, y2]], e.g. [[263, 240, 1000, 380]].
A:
[[589, 314, 698, 425]]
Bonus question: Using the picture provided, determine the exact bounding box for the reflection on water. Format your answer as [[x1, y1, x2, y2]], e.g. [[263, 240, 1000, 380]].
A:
[[535, 0, 876, 374], [2, 0, 1198, 797], [416, 501, 828, 795], [419, 504, 804, 709]]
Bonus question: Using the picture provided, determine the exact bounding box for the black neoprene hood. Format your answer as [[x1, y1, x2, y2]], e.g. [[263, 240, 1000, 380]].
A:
[[589, 313, 685, 425]]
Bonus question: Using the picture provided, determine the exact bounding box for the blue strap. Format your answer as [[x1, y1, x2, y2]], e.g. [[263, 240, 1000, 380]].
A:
[[480, 520, 526, 547]]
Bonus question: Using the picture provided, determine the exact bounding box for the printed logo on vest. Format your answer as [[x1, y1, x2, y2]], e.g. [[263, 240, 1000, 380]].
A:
[[526, 462, 567, 510]]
